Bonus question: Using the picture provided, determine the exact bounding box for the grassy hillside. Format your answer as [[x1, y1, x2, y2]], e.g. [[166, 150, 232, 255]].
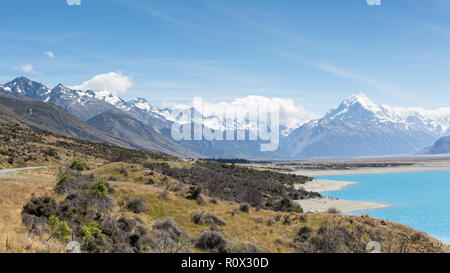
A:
[[0, 121, 448, 253]]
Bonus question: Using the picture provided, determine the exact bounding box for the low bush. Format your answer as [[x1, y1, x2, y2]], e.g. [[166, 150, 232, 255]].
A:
[[48, 215, 72, 242], [149, 230, 190, 253], [294, 225, 359, 253], [22, 195, 58, 218], [90, 182, 109, 198], [54, 172, 85, 194], [153, 218, 183, 241], [298, 214, 307, 223], [187, 186, 201, 200], [126, 198, 148, 214], [296, 226, 313, 242], [276, 197, 303, 213], [195, 227, 227, 252], [21, 213, 48, 235], [70, 159, 89, 171], [283, 215, 292, 225], [192, 211, 226, 226], [43, 148, 59, 158], [239, 203, 251, 213], [327, 207, 341, 214]]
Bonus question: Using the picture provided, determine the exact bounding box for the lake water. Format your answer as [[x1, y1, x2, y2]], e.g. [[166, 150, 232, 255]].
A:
[[319, 171, 450, 244]]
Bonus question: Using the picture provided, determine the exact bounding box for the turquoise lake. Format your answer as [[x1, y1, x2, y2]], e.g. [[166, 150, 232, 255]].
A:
[[318, 171, 450, 244]]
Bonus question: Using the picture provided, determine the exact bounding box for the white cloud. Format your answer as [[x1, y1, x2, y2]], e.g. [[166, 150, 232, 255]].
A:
[[71, 72, 133, 95], [14, 64, 38, 74], [394, 106, 450, 120], [66, 0, 81, 6], [44, 51, 55, 59], [163, 96, 318, 129], [367, 0, 381, 6]]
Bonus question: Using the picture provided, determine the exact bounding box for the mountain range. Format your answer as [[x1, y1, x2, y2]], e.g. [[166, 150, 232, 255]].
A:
[[1, 77, 450, 158], [282, 94, 443, 157]]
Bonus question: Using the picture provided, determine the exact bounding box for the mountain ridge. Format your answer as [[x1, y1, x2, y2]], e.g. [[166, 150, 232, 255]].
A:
[[86, 111, 198, 157], [3, 77, 450, 158]]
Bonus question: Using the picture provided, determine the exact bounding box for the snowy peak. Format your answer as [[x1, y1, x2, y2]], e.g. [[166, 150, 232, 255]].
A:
[[329, 93, 379, 116], [4, 77, 51, 99], [52, 84, 124, 107], [342, 93, 377, 108], [325, 93, 401, 123], [93, 90, 124, 106], [126, 97, 154, 111], [52, 84, 72, 94]]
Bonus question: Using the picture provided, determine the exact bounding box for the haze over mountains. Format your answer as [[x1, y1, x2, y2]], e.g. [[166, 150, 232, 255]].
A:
[[1, 76, 450, 158]]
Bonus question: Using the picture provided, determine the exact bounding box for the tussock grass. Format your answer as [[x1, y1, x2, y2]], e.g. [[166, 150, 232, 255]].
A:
[[0, 168, 65, 253], [0, 147, 447, 253]]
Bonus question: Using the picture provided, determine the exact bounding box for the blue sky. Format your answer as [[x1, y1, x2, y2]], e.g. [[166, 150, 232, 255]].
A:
[[2, 0, 450, 114]]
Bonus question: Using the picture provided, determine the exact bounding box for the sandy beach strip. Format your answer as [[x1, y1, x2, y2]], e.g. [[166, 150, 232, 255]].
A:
[[291, 165, 450, 177], [294, 179, 356, 192], [294, 198, 389, 213], [293, 179, 389, 213]]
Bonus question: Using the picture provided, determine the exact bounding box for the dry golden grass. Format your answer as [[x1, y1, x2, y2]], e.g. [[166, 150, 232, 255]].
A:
[[0, 162, 448, 253], [0, 168, 65, 253], [111, 181, 303, 252], [89, 162, 178, 185], [110, 179, 448, 253]]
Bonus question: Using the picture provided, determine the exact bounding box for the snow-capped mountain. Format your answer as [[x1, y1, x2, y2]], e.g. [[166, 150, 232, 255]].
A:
[[0, 77, 197, 157], [3, 76, 52, 101], [116, 97, 171, 131], [46, 84, 125, 121], [324, 93, 402, 123], [3, 77, 450, 158], [282, 94, 441, 157], [2, 77, 123, 121]]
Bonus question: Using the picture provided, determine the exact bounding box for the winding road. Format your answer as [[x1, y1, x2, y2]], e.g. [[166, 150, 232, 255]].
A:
[[0, 166, 52, 177]]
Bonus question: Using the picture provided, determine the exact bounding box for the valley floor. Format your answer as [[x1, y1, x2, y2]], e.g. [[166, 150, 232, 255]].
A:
[[272, 156, 450, 177]]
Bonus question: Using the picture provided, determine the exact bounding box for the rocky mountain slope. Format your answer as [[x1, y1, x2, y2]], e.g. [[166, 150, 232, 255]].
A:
[[3, 77, 450, 158], [86, 112, 198, 157], [0, 94, 131, 148], [282, 94, 441, 157], [420, 136, 450, 155], [0, 79, 191, 157]]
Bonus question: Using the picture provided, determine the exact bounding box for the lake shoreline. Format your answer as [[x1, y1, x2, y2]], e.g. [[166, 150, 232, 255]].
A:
[[292, 165, 450, 177], [294, 178, 390, 213]]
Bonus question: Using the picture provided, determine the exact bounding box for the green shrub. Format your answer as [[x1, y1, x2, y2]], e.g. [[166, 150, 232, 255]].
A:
[[82, 221, 106, 242], [70, 159, 88, 171], [48, 215, 72, 242], [43, 148, 59, 158], [58, 172, 75, 183], [90, 182, 108, 198], [82, 221, 106, 252]]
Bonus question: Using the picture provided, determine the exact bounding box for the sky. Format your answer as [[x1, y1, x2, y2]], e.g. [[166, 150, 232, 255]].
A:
[[2, 0, 450, 116]]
